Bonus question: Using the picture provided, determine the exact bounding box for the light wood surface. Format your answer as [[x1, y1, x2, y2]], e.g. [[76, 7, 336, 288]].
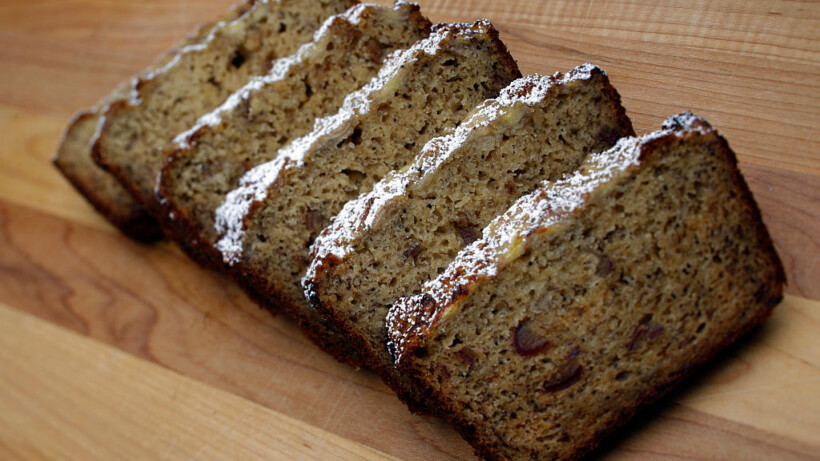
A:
[[0, 0, 818, 459]]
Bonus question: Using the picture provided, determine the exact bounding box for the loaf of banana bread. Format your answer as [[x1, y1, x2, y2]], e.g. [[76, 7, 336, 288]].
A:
[[91, 0, 356, 220], [157, 1, 431, 268], [304, 64, 634, 411], [387, 113, 785, 460], [214, 20, 521, 365]]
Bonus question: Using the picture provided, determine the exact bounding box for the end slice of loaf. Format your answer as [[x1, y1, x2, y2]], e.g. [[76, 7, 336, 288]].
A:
[[91, 0, 356, 218], [215, 21, 521, 365], [157, 1, 432, 268], [387, 113, 785, 460], [51, 3, 250, 241], [304, 64, 634, 411], [54, 110, 162, 241]]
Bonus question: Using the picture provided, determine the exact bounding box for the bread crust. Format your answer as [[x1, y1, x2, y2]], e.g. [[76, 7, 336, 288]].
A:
[[53, 111, 163, 241]]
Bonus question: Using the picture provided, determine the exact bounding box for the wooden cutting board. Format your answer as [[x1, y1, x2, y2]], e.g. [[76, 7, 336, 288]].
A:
[[0, 0, 817, 459]]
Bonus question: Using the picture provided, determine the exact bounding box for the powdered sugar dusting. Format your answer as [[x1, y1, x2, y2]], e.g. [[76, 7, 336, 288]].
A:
[[215, 155, 292, 263], [127, 0, 280, 106], [216, 23, 474, 265], [308, 65, 606, 273], [170, 3, 392, 151], [387, 113, 715, 360]]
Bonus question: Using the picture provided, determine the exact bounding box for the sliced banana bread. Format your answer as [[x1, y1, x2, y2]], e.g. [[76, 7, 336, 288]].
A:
[[91, 0, 356, 218], [51, 4, 249, 242], [215, 21, 521, 365], [304, 64, 634, 410], [387, 113, 785, 460], [157, 1, 432, 268]]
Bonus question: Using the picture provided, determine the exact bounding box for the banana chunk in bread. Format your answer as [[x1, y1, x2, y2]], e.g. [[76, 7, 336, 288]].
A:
[[52, 3, 252, 242], [215, 21, 521, 365], [158, 1, 431, 268], [304, 64, 634, 410], [91, 0, 356, 219], [387, 113, 785, 460]]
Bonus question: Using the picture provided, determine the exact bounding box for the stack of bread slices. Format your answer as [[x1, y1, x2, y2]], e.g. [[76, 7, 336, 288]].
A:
[[54, 1, 785, 459]]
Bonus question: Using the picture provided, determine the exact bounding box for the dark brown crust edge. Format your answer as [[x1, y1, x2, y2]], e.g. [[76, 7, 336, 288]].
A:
[[305, 266, 436, 412], [236, 260, 366, 367], [53, 111, 164, 242], [392, 119, 787, 460]]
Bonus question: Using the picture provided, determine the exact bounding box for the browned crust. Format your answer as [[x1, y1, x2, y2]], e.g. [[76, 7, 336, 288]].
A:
[[460, 20, 521, 92], [392, 118, 786, 459], [237, 259, 365, 367], [305, 268, 435, 412], [53, 110, 164, 242], [600, 70, 636, 142]]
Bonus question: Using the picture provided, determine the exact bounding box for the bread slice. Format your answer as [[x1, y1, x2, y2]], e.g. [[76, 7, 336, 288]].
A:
[[214, 21, 521, 365], [304, 64, 634, 410], [51, 3, 253, 242], [387, 113, 785, 460], [157, 1, 432, 268], [91, 0, 356, 219]]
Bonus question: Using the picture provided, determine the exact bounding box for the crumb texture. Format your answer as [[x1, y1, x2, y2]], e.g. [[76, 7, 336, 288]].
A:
[[54, 91, 165, 241], [388, 114, 785, 460]]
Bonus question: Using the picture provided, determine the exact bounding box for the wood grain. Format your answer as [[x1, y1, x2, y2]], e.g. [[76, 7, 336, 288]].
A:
[[0, 0, 817, 459], [0, 303, 397, 461]]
